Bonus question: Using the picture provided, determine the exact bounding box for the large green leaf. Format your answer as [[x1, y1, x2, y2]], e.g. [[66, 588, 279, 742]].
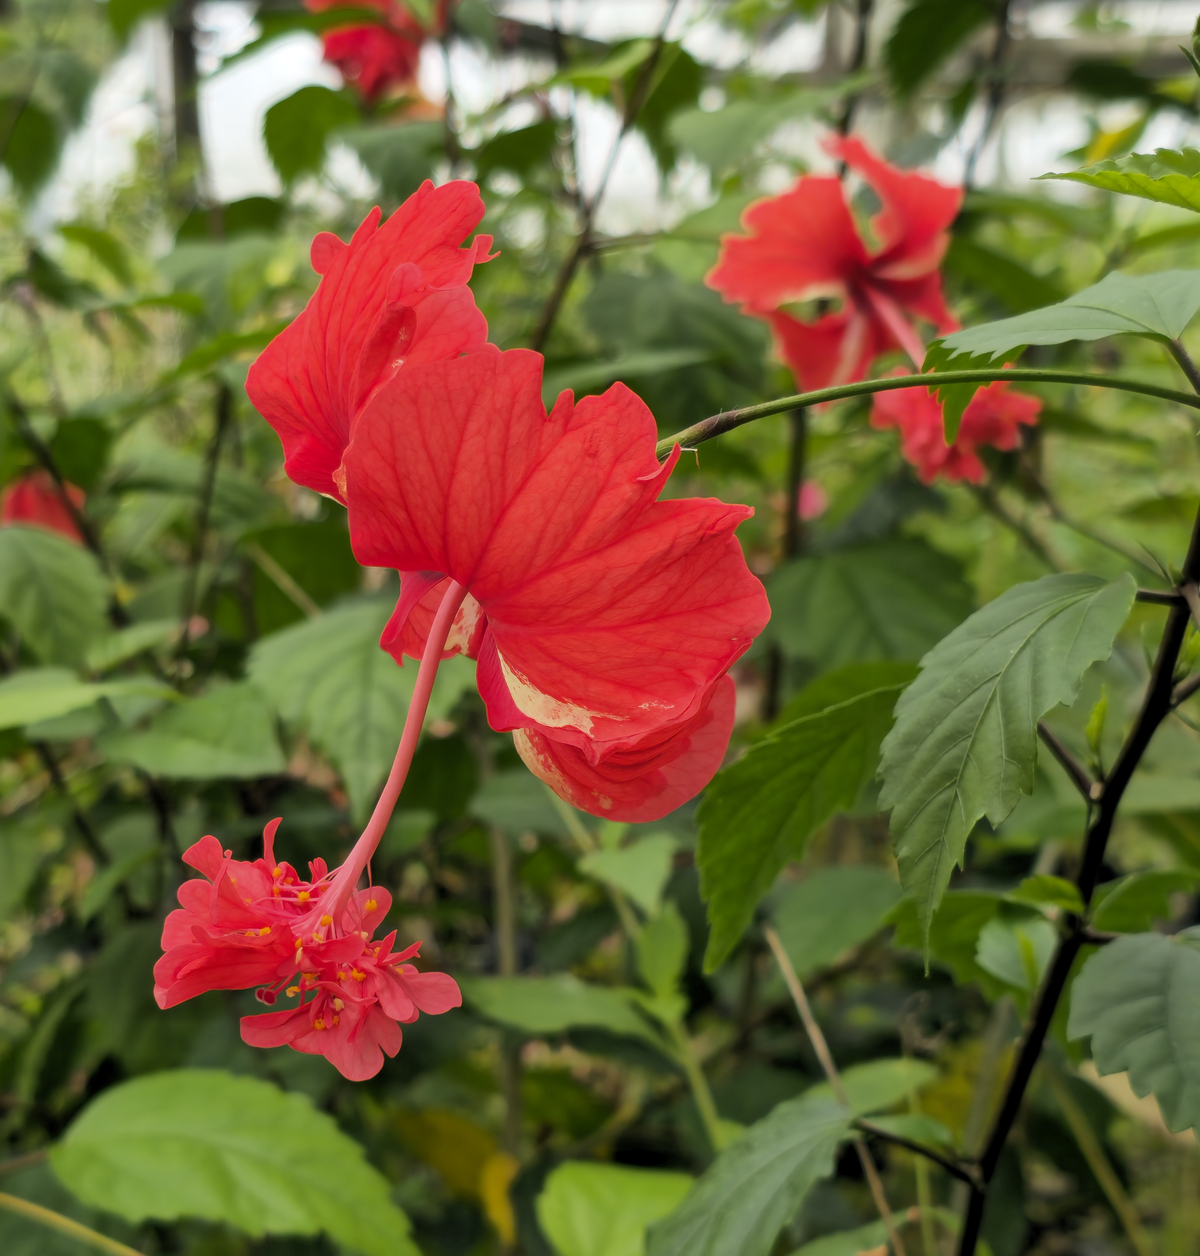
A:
[[808, 1058, 937, 1116], [698, 663, 916, 971], [767, 540, 973, 670], [1043, 149, 1200, 213], [925, 269, 1200, 436], [0, 526, 108, 666], [0, 667, 174, 731], [0, 97, 62, 195], [1068, 930, 1200, 1133], [580, 834, 680, 917], [50, 1070, 418, 1256], [645, 1092, 851, 1256], [771, 865, 904, 980], [247, 599, 475, 819], [537, 1162, 694, 1256], [263, 86, 358, 184], [97, 682, 285, 779], [1092, 869, 1200, 932], [460, 975, 661, 1045], [884, 0, 993, 97], [878, 573, 1136, 943]]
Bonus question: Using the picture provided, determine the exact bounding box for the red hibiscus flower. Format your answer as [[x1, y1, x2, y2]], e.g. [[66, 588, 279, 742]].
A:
[[245, 181, 495, 502], [0, 469, 86, 544], [155, 820, 460, 1081], [306, 0, 436, 104], [342, 345, 770, 822], [706, 134, 962, 390], [870, 373, 1041, 484]]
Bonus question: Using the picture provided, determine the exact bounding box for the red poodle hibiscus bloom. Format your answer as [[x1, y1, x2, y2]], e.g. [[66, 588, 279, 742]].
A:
[[1, 470, 86, 544], [342, 346, 770, 821], [155, 819, 460, 1081], [246, 180, 495, 501], [706, 134, 962, 390], [871, 373, 1041, 484], [306, 0, 435, 104]]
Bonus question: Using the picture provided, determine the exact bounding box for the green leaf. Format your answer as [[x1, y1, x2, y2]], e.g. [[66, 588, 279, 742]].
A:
[[0, 97, 62, 195], [537, 1162, 694, 1256], [85, 619, 181, 673], [767, 540, 974, 669], [808, 1058, 937, 1115], [1068, 930, 1200, 1133], [580, 834, 679, 917], [884, 0, 993, 97], [50, 1069, 418, 1255], [1091, 869, 1200, 932], [0, 526, 108, 666], [975, 911, 1057, 992], [460, 975, 661, 1045], [79, 846, 159, 921], [97, 682, 285, 779], [471, 768, 579, 837], [925, 269, 1200, 435], [879, 572, 1135, 944], [888, 890, 1004, 989], [50, 417, 113, 491], [0, 815, 46, 922], [645, 1092, 851, 1256], [698, 663, 916, 972], [638, 903, 690, 1001], [1007, 874, 1085, 915], [945, 237, 1066, 314], [263, 86, 359, 184], [771, 865, 904, 980], [0, 667, 174, 731], [340, 122, 443, 203], [107, 0, 172, 39], [475, 120, 558, 182], [59, 224, 133, 286], [1043, 148, 1200, 213], [248, 599, 475, 819]]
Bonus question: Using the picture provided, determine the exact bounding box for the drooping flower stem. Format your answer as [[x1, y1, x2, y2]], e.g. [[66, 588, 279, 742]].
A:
[[655, 368, 1200, 460], [317, 579, 468, 922]]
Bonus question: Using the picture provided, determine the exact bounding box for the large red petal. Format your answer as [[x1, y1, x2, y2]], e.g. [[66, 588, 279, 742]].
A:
[[767, 308, 891, 392], [344, 348, 769, 752], [706, 175, 866, 312], [830, 134, 962, 273], [245, 183, 493, 500], [514, 675, 737, 822]]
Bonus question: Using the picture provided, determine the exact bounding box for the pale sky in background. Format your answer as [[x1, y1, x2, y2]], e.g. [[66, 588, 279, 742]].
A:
[[29, 0, 1200, 238]]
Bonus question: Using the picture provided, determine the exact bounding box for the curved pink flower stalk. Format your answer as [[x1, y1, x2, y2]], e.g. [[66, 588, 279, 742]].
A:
[[154, 579, 467, 1080]]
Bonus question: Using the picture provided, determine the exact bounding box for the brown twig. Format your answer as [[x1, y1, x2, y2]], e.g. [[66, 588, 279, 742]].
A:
[[765, 926, 907, 1256], [529, 0, 682, 351]]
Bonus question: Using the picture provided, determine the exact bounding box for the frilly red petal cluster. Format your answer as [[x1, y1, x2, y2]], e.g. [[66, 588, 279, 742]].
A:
[[870, 373, 1041, 484], [305, 0, 440, 104], [154, 821, 460, 1081], [706, 134, 962, 390], [0, 470, 86, 544]]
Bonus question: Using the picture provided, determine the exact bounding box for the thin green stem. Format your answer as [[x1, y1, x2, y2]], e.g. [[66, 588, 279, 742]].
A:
[[665, 1018, 725, 1154], [655, 369, 1200, 460], [0, 1192, 145, 1256]]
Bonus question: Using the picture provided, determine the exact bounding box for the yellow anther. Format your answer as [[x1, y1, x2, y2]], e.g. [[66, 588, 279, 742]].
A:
[[333, 998, 344, 1011], [312, 932, 322, 942], [272, 866, 282, 877], [244, 898, 252, 904], [286, 986, 299, 997], [259, 926, 271, 935], [331, 1016, 340, 1027], [273, 887, 281, 896], [245, 931, 256, 937], [297, 891, 310, 902], [294, 938, 303, 949], [351, 970, 366, 982], [229, 876, 237, 885], [365, 899, 378, 911], [320, 915, 332, 926], [302, 972, 316, 981], [313, 1018, 326, 1031]]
